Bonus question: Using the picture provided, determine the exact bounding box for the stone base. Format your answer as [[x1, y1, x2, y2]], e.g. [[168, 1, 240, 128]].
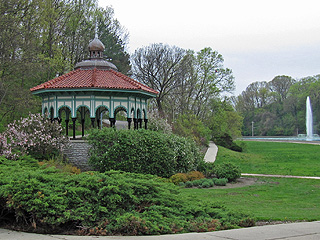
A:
[[63, 140, 92, 171]]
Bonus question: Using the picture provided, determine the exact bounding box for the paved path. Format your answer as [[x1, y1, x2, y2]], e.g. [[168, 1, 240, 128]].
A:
[[204, 141, 218, 163], [242, 173, 320, 180], [1, 221, 320, 240]]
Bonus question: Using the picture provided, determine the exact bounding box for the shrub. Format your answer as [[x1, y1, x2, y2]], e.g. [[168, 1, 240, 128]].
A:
[[200, 179, 215, 188], [214, 162, 241, 182], [186, 171, 205, 181], [185, 181, 194, 188], [0, 113, 70, 160], [197, 161, 215, 178], [191, 179, 204, 187], [213, 133, 242, 152], [184, 179, 214, 188], [215, 178, 228, 186], [0, 157, 254, 235], [87, 128, 203, 178], [170, 173, 188, 185]]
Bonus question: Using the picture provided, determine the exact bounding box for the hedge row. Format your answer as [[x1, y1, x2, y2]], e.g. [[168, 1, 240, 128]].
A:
[[0, 157, 254, 235], [87, 128, 203, 178]]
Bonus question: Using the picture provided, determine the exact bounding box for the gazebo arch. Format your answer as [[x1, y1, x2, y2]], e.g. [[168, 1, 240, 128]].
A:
[[95, 105, 109, 129], [58, 106, 72, 135], [30, 36, 158, 139]]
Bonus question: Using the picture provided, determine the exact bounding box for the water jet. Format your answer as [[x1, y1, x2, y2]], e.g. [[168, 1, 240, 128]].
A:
[[306, 96, 313, 140]]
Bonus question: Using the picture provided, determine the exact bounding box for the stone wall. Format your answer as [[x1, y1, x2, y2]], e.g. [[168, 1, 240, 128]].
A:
[[63, 140, 92, 171]]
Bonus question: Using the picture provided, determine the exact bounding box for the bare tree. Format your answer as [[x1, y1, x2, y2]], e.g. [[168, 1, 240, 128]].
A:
[[131, 43, 187, 115]]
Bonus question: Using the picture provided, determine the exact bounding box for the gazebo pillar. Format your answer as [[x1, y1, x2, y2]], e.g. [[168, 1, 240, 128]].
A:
[[127, 118, 132, 129], [97, 117, 100, 129], [72, 118, 77, 139], [138, 119, 142, 129], [133, 118, 138, 130], [144, 119, 148, 129], [91, 118, 95, 128], [65, 119, 69, 136], [81, 119, 85, 137], [109, 118, 116, 127]]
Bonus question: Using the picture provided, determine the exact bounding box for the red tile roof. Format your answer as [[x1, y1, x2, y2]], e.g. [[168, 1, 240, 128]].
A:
[[30, 68, 158, 95]]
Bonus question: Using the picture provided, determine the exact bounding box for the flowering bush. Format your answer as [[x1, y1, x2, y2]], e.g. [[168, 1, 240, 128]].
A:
[[0, 113, 70, 160], [147, 111, 172, 134]]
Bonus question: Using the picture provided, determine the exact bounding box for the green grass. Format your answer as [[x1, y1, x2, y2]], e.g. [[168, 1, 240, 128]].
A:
[[215, 141, 320, 176], [180, 177, 320, 221], [180, 141, 320, 222]]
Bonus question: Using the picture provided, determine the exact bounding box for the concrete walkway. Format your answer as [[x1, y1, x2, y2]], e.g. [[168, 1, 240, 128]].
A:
[[204, 141, 218, 163], [1, 221, 320, 240], [242, 173, 320, 180]]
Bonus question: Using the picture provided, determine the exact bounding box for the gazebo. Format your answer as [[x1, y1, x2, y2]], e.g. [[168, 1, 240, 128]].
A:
[[30, 37, 158, 139]]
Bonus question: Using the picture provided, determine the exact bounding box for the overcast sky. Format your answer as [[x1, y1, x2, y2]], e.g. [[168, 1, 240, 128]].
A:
[[98, 0, 320, 95]]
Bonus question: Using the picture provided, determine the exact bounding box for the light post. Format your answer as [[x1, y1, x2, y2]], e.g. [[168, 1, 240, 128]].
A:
[[251, 121, 254, 137]]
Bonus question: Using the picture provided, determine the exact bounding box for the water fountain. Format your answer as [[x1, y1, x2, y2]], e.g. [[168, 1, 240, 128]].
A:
[[241, 96, 320, 142], [306, 96, 313, 140]]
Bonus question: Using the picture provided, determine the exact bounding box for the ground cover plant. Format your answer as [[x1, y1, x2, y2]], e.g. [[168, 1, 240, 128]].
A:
[[0, 156, 254, 235], [215, 141, 320, 176], [87, 128, 203, 178]]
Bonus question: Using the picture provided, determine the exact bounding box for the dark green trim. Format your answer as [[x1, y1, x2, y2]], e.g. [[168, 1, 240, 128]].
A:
[[32, 88, 157, 98]]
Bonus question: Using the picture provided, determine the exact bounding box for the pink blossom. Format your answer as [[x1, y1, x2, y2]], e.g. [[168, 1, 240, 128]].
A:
[[0, 113, 70, 160]]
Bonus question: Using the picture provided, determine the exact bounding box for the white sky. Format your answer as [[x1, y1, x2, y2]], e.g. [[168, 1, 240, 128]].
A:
[[98, 0, 320, 95]]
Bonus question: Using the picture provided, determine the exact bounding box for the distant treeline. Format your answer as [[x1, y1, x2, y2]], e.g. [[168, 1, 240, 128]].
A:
[[233, 75, 320, 136]]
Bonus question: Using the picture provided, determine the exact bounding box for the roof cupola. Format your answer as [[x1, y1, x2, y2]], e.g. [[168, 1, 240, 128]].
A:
[[74, 36, 118, 71], [88, 37, 105, 59]]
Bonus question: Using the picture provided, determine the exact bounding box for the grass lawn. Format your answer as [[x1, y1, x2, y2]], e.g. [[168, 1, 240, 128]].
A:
[[215, 141, 320, 176], [180, 141, 320, 222], [180, 177, 320, 221]]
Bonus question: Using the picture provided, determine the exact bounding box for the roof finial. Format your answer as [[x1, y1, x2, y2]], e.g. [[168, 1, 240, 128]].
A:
[[95, 21, 98, 39]]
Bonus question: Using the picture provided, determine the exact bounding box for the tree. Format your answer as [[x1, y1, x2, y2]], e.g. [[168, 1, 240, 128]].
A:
[[268, 75, 295, 102], [97, 6, 130, 74], [160, 47, 235, 120], [131, 43, 187, 115], [188, 47, 234, 118]]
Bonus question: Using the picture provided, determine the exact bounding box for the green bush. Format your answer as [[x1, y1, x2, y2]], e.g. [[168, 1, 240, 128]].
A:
[[87, 128, 203, 178], [197, 161, 215, 178], [200, 179, 215, 188], [213, 133, 242, 152], [191, 179, 204, 187], [185, 181, 194, 188], [214, 162, 241, 182], [184, 178, 215, 188], [0, 157, 254, 235], [215, 178, 228, 186]]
